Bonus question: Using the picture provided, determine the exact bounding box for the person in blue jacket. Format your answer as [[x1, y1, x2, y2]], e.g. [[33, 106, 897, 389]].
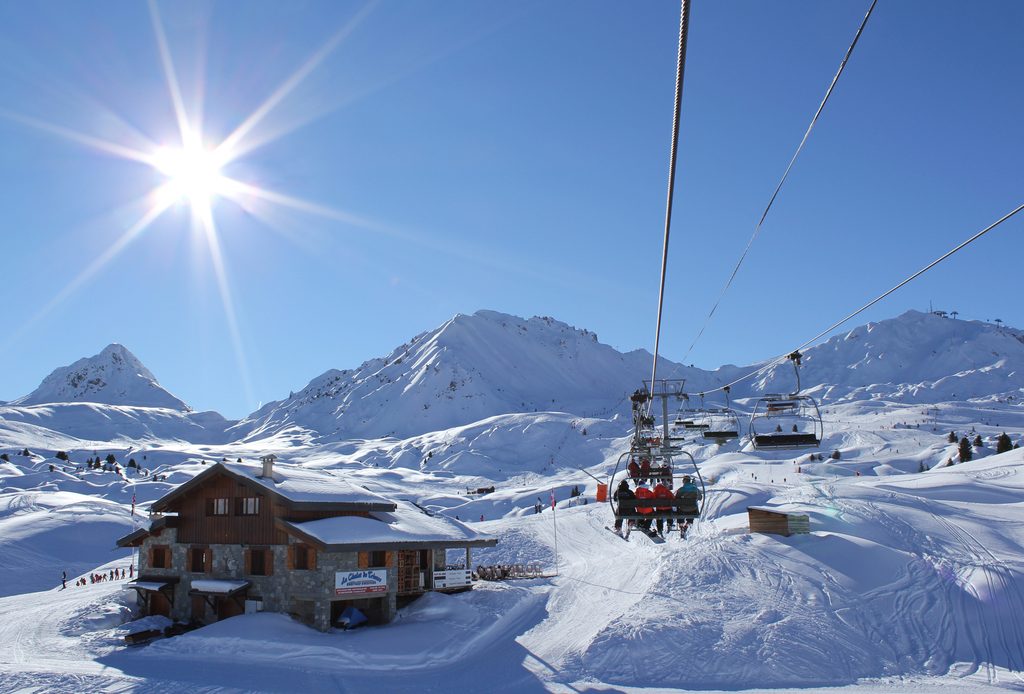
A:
[[674, 475, 702, 535]]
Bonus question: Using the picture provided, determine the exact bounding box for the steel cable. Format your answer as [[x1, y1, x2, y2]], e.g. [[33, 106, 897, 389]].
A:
[[704, 200, 1024, 396], [649, 0, 692, 400], [677, 0, 879, 367]]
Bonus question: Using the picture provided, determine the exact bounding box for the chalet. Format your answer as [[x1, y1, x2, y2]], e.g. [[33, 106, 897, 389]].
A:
[[116, 457, 496, 631]]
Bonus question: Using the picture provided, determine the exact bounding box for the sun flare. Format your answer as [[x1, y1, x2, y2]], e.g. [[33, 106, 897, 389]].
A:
[[152, 143, 226, 209]]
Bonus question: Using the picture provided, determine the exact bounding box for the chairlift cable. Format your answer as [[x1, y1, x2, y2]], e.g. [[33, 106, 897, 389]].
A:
[[677, 0, 879, 367], [703, 200, 1024, 397], [649, 0, 692, 406]]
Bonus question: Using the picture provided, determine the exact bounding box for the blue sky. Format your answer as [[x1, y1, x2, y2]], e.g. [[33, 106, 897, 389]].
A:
[[1, 0, 1021, 419]]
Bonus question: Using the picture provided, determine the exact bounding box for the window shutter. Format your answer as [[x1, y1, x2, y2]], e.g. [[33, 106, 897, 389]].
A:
[[244, 549, 251, 575], [235, 497, 242, 516], [147, 546, 153, 568], [385, 552, 393, 568], [309, 548, 317, 571], [264, 549, 274, 576], [205, 498, 213, 516], [204, 548, 212, 573], [358, 551, 368, 569]]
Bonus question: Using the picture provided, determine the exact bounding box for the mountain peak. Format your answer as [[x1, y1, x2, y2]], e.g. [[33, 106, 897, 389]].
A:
[[13, 344, 190, 411]]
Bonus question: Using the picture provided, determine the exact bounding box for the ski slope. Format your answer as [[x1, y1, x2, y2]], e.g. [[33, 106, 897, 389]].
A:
[[3, 445, 1024, 692]]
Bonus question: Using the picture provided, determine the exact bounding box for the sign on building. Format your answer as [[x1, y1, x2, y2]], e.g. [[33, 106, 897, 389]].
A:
[[335, 569, 388, 595], [432, 569, 471, 589]]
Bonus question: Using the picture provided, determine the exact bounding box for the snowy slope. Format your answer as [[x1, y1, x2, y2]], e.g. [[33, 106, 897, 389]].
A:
[[13, 344, 191, 411], [2, 446, 1024, 691], [0, 404, 229, 446]]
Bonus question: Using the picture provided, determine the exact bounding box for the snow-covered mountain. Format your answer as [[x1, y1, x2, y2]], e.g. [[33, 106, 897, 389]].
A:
[[228, 311, 740, 442], [3, 310, 1023, 450], [752, 310, 1024, 403], [12, 344, 191, 411], [1, 345, 230, 445]]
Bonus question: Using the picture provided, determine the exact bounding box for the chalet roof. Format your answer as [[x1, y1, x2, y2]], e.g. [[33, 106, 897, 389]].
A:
[[115, 516, 170, 548], [150, 461, 397, 513], [279, 500, 498, 551]]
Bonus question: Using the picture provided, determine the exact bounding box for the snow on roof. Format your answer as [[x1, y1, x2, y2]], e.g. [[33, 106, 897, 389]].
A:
[[127, 581, 170, 591], [190, 579, 249, 595], [218, 462, 396, 509], [284, 500, 496, 549]]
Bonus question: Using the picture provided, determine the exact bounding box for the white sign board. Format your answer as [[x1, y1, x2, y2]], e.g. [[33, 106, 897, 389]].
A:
[[432, 569, 471, 589], [335, 569, 388, 596]]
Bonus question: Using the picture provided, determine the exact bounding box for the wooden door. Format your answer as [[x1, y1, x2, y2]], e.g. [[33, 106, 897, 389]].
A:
[[397, 550, 420, 594], [150, 590, 171, 617]]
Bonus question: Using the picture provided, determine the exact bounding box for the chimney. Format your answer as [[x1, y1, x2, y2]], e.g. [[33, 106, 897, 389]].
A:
[[259, 454, 276, 479]]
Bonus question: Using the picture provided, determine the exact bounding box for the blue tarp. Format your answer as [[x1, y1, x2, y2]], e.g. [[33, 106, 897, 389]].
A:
[[337, 606, 368, 629]]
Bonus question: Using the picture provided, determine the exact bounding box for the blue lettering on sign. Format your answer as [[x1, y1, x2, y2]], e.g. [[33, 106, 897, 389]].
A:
[[335, 569, 388, 594]]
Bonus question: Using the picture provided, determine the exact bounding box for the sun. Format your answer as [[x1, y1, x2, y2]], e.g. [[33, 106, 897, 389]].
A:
[[151, 143, 227, 210]]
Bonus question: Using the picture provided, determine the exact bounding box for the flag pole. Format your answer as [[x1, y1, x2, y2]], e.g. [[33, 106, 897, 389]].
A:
[[550, 490, 559, 576]]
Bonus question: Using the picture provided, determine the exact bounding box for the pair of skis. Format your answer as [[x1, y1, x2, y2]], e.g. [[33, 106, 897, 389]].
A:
[[606, 524, 689, 542]]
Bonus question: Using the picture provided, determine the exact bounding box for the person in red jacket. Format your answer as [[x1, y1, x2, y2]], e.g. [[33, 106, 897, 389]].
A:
[[653, 481, 674, 535], [627, 459, 640, 482], [639, 458, 651, 484], [634, 483, 654, 532]]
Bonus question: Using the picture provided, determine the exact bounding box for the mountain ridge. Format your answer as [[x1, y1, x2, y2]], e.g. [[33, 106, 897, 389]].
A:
[[6, 310, 1024, 445]]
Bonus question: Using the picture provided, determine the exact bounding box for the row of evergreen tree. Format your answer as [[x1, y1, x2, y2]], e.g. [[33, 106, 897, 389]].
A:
[[945, 431, 1017, 463]]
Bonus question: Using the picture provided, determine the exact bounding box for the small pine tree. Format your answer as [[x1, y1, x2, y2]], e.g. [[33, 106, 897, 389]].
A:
[[0, 453, 9, 462], [973, 434, 983, 448], [105, 453, 116, 465], [127, 458, 137, 469], [947, 431, 957, 444], [55, 451, 69, 461], [21, 448, 30, 456], [830, 450, 841, 460], [958, 437, 973, 463], [996, 432, 1012, 454]]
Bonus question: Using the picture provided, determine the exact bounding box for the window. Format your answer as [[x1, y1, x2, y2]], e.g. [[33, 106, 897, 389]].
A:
[[293, 544, 315, 571], [236, 497, 261, 516], [190, 547, 209, 573], [369, 551, 387, 567], [248, 548, 272, 576], [206, 498, 229, 516], [151, 545, 169, 569]]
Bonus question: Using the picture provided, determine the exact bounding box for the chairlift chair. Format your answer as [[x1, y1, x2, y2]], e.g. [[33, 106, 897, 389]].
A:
[[607, 450, 705, 524], [697, 387, 741, 441], [748, 352, 823, 450]]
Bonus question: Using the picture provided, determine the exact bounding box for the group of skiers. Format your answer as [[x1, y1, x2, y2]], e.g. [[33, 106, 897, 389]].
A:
[[63, 566, 133, 589], [612, 462, 703, 537]]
